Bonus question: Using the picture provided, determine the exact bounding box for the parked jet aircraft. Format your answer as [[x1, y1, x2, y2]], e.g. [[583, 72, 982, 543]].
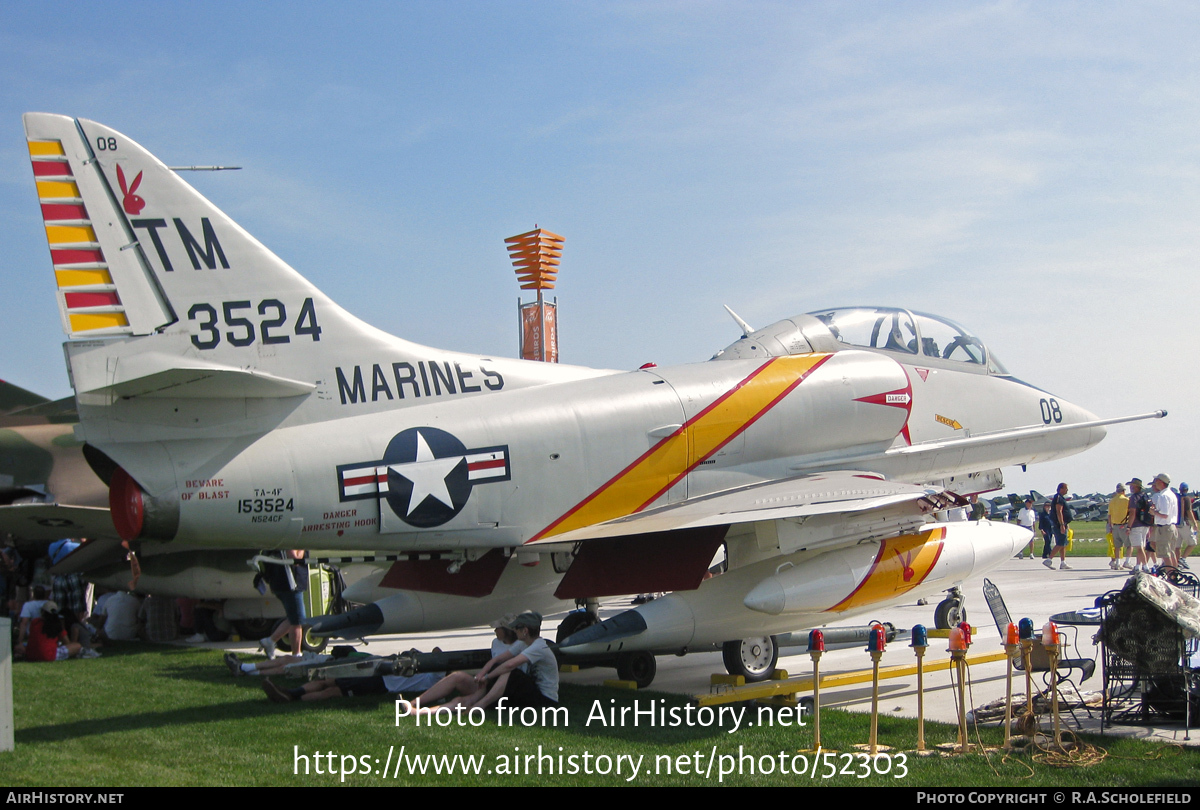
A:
[[18, 113, 1164, 679]]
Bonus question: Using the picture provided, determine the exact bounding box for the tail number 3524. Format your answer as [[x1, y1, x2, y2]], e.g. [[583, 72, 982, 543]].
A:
[[188, 298, 322, 350]]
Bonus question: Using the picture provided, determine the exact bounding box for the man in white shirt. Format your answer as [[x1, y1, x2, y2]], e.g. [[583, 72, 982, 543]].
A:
[[15, 584, 49, 649], [1150, 473, 1180, 568], [1016, 498, 1037, 559], [410, 611, 560, 716], [94, 590, 142, 641]]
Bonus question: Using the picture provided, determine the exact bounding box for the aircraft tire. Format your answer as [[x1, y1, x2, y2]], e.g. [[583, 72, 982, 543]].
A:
[[615, 651, 657, 688], [233, 618, 275, 640], [722, 635, 778, 682], [933, 598, 967, 630], [555, 610, 598, 644], [194, 608, 231, 642], [273, 619, 329, 654]]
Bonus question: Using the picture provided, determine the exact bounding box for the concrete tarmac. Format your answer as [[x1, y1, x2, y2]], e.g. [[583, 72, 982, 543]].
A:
[[221, 554, 1198, 747]]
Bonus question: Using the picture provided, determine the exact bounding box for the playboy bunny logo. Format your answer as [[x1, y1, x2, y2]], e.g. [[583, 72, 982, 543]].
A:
[[116, 164, 145, 215], [896, 548, 916, 582]]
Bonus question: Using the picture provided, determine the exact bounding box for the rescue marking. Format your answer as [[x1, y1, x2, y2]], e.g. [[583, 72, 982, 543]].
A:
[[935, 414, 963, 430]]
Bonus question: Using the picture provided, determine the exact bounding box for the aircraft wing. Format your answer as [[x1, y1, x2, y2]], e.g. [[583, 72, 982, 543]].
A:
[[532, 470, 953, 600], [790, 410, 1167, 473], [527, 471, 944, 547], [0, 380, 50, 414], [0, 503, 114, 542]]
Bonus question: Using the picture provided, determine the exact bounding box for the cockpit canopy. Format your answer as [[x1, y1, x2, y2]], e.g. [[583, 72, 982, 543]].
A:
[[806, 307, 1009, 374]]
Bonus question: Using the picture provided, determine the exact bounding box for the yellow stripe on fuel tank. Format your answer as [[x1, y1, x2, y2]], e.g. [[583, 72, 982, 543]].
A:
[[829, 527, 946, 612], [36, 180, 80, 199], [55, 269, 113, 287], [28, 140, 65, 156], [68, 312, 129, 332], [532, 353, 831, 541], [45, 224, 97, 244]]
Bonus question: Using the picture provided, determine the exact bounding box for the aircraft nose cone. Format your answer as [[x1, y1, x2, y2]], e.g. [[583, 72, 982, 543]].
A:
[[742, 579, 786, 615], [968, 521, 1032, 571], [558, 610, 648, 652]]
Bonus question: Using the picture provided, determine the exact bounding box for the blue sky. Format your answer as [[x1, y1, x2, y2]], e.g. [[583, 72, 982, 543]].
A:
[[1, 2, 1196, 496]]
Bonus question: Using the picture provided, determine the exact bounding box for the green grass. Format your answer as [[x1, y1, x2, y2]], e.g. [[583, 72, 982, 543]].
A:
[[1020, 520, 1121, 557], [1066, 521, 1115, 557], [1, 644, 1197, 786]]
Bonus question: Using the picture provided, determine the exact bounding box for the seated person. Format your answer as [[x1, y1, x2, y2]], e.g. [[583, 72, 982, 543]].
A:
[[261, 615, 521, 705], [410, 611, 558, 715], [385, 614, 526, 713], [23, 601, 85, 661], [263, 668, 444, 703], [62, 608, 101, 650], [15, 584, 50, 651], [92, 590, 142, 641], [227, 644, 368, 677]]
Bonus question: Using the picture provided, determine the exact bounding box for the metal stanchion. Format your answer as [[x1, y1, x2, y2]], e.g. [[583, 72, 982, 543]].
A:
[[1003, 621, 1019, 750], [949, 621, 971, 753], [911, 624, 928, 754], [866, 625, 886, 755], [1018, 617, 1037, 737], [1043, 620, 1062, 747], [807, 629, 825, 751]]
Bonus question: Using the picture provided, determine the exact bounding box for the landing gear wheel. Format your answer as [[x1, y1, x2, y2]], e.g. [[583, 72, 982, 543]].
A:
[[233, 618, 275, 640], [273, 619, 329, 654], [556, 610, 598, 644], [722, 635, 779, 682], [933, 598, 967, 630], [194, 608, 231, 642], [616, 651, 657, 688]]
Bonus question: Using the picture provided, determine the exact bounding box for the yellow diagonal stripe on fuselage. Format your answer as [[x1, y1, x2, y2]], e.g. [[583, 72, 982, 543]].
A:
[[829, 527, 945, 612], [532, 353, 831, 540]]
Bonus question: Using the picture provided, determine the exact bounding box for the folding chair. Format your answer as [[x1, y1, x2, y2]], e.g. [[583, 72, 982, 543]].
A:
[[982, 578, 1096, 726]]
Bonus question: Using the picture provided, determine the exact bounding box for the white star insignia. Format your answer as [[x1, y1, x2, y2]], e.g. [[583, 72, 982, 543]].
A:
[[387, 431, 463, 516]]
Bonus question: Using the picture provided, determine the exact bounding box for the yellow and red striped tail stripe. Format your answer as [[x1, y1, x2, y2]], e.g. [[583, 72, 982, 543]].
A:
[[27, 140, 130, 335]]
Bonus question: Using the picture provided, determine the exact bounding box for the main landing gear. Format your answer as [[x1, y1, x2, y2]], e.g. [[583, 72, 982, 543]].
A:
[[722, 635, 779, 682], [555, 598, 602, 644], [933, 585, 967, 630]]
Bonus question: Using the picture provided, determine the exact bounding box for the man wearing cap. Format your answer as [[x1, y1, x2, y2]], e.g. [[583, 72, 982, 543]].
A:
[[1108, 483, 1131, 570], [1150, 473, 1180, 568], [479, 611, 558, 707], [441, 611, 559, 714], [1176, 483, 1197, 568], [1126, 478, 1155, 572]]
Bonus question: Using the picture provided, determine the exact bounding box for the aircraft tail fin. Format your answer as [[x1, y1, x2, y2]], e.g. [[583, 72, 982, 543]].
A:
[[23, 113, 338, 342], [22, 114, 608, 440]]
